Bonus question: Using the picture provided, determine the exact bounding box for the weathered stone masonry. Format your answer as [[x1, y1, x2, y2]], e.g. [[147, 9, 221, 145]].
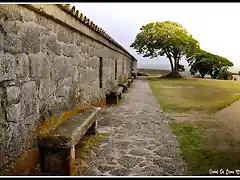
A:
[[0, 4, 137, 174]]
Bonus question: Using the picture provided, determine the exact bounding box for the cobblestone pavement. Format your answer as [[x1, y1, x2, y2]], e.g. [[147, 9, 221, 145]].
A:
[[77, 77, 186, 176]]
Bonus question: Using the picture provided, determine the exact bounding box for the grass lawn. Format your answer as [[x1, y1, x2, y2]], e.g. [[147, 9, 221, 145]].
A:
[[149, 76, 240, 175]]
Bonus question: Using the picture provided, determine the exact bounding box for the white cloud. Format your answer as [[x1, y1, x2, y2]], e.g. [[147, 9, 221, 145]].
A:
[[73, 3, 240, 69]]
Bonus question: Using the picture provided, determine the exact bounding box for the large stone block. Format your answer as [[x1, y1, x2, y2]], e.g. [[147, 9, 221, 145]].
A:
[[22, 24, 41, 54], [0, 122, 13, 168], [92, 40, 99, 49], [6, 86, 21, 104], [73, 66, 78, 83], [85, 38, 94, 47], [35, 14, 53, 31], [72, 56, 81, 67], [29, 52, 51, 80], [75, 33, 84, 46], [4, 32, 23, 53], [58, 77, 72, 87], [57, 27, 74, 44], [0, 53, 16, 82], [0, 88, 6, 123], [80, 42, 88, 54], [61, 44, 78, 58], [88, 46, 95, 57], [51, 56, 71, 80], [15, 53, 29, 80], [92, 56, 100, 68], [56, 85, 70, 98], [21, 81, 37, 117], [61, 43, 71, 57], [41, 56, 51, 79], [4, 121, 35, 162], [3, 21, 41, 54], [2, 21, 22, 34], [0, 122, 23, 165], [6, 103, 21, 122], [20, 7, 37, 22], [56, 77, 72, 98], [69, 45, 79, 58], [28, 53, 43, 80], [0, 5, 22, 21], [41, 32, 61, 55], [0, 32, 4, 52], [78, 56, 87, 68], [39, 79, 56, 101]]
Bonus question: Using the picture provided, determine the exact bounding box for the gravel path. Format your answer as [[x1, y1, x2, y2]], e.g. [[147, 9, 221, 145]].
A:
[[77, 77, 186, 176]]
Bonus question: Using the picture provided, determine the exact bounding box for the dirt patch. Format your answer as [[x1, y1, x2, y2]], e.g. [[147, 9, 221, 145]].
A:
[[169, 112, 209, 123], [160, 86, 195, 89], [215, 100, 240, 126], [212, 100, 240, 144]]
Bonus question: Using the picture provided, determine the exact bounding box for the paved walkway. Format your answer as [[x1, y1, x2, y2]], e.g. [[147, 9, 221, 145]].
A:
[[77, 77, 186, 176]]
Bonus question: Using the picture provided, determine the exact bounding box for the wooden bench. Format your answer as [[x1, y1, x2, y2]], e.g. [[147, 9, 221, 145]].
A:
[[106, 86, 123, 105], [37, 107, 101, 176], [118, 82, 128, 93]]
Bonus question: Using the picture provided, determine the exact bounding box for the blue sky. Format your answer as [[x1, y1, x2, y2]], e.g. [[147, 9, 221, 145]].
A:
[[73, 3, 240, 71]]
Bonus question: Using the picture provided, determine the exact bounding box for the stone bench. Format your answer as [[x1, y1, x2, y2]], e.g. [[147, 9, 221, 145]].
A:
[[37, 107, 101, 176], [128, 77, 133, 84], [106, 86, 123, 105], [118, 82, 128, 93], [131, 76, 134, 81], [127, 79, 132, 87]]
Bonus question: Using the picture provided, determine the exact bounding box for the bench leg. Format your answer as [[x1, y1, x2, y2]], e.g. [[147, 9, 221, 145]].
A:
[[123, 86, 127, 93], [118, 93, 122, 100], [106, 95, 118, 105], [40, 145, 76, 175], [86, 120, 98, 135]]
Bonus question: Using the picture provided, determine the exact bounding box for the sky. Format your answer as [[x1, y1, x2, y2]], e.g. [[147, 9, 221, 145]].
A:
[[73, 3, 240, 71]]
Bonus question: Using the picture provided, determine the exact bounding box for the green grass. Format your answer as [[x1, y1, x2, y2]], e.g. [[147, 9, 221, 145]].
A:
[[149, 77, 240, 175], [149, 77, 240, 113], [170, 121, 240, 175]]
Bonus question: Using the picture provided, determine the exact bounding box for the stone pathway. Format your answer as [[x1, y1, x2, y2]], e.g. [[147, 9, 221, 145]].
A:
[[77, 77, 186, 176]]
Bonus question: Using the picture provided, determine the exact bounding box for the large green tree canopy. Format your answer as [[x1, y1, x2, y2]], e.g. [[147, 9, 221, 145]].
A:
[[130, 21, 200, 76], [188, 49, 234, 79]]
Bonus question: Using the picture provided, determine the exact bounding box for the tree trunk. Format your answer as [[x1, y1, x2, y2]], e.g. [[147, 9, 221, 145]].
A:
[[169, 58, 174, 72], [174, 58, 178, 72], [165, 55, 181, 78], [166, 58, 181, 77]]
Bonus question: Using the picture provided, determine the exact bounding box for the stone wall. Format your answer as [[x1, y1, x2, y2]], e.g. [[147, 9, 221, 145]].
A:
[[0, 4, 137, 173]]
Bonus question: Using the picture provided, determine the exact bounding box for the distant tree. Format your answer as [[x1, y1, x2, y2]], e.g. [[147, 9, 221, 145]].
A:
[[238, 71, 240, 76], [218, 68, 233, 80], [130, 21, 200, 77], [188, 50, 234, 79]]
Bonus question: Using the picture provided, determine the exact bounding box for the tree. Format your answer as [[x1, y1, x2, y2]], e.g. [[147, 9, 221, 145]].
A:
[[188, 50, 234, 79], [238, 71, 240, 76], [218, 68, 233, 80], [130, 21, 200, 77], [189, 57, 211, 78]]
